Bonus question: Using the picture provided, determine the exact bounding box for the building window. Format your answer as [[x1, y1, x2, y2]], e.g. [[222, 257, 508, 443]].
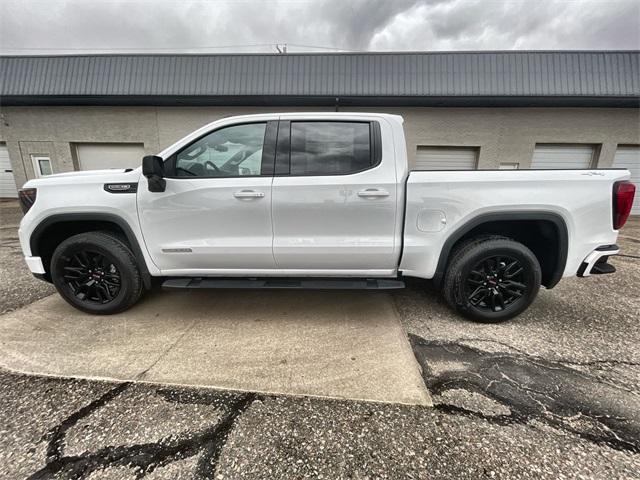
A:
[[415, 146, 479, 170], [531, 144, 599, 169], [31, 155, 53, 177], [499, 163, 519, 169]]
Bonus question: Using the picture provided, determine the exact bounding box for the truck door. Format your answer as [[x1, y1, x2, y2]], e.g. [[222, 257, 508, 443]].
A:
[[271, 119, 399, 274], [137, 121, 277, 274]]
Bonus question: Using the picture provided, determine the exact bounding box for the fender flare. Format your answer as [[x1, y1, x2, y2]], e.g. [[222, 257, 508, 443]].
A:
[[432, 211, 569, 289], [29, 212, 152, 289]]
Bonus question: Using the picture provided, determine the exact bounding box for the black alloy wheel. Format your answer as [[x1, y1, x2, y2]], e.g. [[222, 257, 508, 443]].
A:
[[443, 236, 541, 323], [51, 231, 143, 314], [465, 255, 527, 313], [61, 249, 122, 304]]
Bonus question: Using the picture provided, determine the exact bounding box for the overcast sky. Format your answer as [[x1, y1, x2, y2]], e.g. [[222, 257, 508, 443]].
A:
[[1, 0, 638, 55]]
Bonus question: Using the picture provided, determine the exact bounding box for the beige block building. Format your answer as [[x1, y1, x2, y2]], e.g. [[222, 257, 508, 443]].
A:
[[1, 51, 639, 210]]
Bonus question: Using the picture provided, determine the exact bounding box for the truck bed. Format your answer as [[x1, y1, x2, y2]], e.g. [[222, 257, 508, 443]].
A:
[[399, 169, 630, 281]]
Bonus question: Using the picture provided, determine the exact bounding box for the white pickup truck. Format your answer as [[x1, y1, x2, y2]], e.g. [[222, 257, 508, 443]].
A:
[[18, 113, 636, 322]]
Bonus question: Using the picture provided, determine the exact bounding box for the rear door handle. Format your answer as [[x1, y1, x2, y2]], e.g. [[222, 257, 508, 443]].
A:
[[357, 188, 389, 198], [233, 190, 265, 199]]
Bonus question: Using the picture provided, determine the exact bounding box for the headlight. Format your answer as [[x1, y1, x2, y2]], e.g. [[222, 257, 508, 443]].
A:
[[18, 188, 37, 214]]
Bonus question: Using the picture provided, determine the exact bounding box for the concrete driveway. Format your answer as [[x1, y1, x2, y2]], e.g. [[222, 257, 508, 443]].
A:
[[0, 289, 430, 406]]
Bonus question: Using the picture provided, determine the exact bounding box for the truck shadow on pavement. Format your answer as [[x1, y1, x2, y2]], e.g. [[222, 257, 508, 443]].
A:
[[410, 334, 640, 453]]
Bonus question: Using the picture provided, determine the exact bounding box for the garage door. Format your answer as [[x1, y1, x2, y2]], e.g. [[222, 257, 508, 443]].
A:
[[415, 147, 478, 170], [0, 144, 18, 198], [75, 143, 145, 171], [613, 146, 640, 215], [531, 145, 595, 169]]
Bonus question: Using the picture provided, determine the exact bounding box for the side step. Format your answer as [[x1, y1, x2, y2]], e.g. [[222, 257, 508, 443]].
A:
[[162, 277, 406, 290]]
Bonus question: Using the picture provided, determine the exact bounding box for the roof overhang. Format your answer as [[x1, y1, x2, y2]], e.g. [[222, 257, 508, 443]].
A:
[[2, 95, 638, 108]]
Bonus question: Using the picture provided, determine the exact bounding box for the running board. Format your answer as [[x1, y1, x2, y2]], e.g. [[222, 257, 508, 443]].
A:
[[162, 277, 405, 290]]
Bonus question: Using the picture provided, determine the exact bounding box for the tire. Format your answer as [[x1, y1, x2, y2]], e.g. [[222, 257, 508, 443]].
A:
[[50, 231, 143, 315], [443, 236, 541, 323]]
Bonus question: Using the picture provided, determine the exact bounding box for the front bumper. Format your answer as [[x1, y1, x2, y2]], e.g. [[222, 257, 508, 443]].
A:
[[577, 245, 620, 277], [24, 256, 46, 274]]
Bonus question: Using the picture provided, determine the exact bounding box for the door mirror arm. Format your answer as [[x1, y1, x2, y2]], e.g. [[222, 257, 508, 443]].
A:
[[142, 155, 166, 192]]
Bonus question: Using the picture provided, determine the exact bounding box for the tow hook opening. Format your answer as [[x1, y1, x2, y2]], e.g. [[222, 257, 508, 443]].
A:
[[590, 256, 616, 275]]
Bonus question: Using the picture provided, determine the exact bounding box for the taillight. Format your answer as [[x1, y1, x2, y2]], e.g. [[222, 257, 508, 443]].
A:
[[613, 181, 635, 230], [18, 188, 37, 214]]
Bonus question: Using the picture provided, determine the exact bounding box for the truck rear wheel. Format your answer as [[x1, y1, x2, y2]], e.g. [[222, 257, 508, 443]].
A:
[[443, 236, 541, 323], [51, 232, 143, 315]]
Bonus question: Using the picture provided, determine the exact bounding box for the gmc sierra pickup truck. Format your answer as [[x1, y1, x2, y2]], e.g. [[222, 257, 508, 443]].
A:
[[18, 113, 636, 322]]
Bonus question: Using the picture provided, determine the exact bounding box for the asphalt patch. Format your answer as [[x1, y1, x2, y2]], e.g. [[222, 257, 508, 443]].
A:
[[409, 334, 640, 453]]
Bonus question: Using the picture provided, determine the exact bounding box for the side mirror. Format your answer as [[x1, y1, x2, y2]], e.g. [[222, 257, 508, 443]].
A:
[[142, 155, 166, 192]]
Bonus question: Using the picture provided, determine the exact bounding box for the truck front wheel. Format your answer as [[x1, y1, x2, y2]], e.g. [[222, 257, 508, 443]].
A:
[[443, 236, 541, 323], [50, 232, 143, 315]]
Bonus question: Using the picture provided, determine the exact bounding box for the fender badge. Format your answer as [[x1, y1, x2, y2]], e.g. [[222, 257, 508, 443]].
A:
[[104, 183, 138, 193]]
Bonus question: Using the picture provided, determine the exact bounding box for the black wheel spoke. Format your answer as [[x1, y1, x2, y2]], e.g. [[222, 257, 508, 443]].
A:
[[502, 287, 523, 298], [496, 292, 505, 310], [471, 292, 489, 306], [97, 284, 112, 301], [72, 254, 84, 268], [468, 286, 485, 301], [64, 266, 84, 272], [502, 280, 526, 291], [504, 260, 523, 278], [80, 251, 90, 268]]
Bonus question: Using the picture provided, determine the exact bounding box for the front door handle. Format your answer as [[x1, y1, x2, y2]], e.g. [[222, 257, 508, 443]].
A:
[[357, 188, 389, 198], [233, 190, 265, 199]]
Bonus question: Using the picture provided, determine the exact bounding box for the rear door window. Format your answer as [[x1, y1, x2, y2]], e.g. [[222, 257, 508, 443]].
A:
[[289, 122, 372, 176]]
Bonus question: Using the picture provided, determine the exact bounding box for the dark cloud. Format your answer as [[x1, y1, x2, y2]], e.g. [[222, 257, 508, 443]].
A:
[[314, 0, 422, 49], [0, 0, 638, 54]]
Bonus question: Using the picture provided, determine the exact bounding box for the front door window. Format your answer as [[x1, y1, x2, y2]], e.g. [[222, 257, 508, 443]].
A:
[[174, 123, 266, 178]]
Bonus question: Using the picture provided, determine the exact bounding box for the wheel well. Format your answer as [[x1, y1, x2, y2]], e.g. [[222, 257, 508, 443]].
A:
[[437, 215, 568, 289], [33, 221, 130, 281]]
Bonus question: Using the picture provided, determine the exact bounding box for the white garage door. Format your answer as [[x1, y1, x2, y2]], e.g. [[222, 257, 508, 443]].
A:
[[613, 146, 640, 215], [0, 144, 18, 198], [76, 143, 145, 171], [531, 144, 595, 169], [415, 147, 478, 170]]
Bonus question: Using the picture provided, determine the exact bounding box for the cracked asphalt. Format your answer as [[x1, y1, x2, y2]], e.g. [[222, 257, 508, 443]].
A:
[[0, 201, 55, 315], [1, 200, 639, 479]]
